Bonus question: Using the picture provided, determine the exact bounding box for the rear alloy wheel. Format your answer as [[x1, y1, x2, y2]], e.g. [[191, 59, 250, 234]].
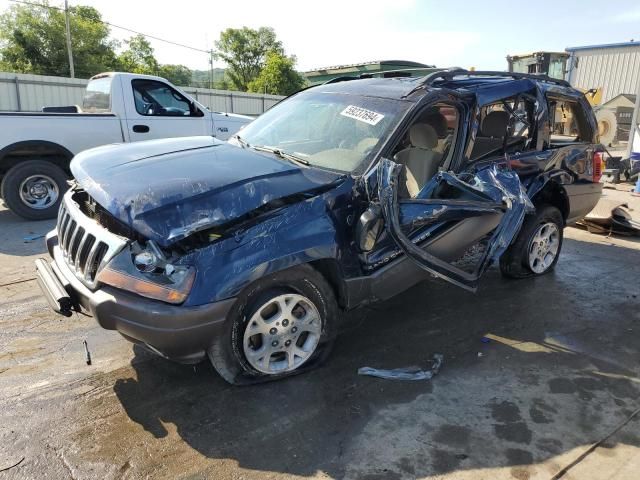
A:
[[208, 265, 338, 385], [499, 204, 564, 278], [527, 222, 560, 274]]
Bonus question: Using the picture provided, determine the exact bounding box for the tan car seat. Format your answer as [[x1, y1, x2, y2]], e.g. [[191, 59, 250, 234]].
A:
[[394, 124, 442, 197]]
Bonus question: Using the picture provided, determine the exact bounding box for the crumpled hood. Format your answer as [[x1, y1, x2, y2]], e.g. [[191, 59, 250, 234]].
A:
[[71, 136, 342, 246]]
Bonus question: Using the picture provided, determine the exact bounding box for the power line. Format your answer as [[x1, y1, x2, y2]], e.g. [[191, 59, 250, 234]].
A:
[[8, 0, 212, 54]]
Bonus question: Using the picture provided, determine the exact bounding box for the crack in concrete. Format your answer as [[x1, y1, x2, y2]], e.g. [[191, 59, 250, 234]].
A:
[[550, 406, 640, 479]]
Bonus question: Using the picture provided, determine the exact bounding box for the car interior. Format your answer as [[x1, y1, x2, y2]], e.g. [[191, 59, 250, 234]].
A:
[[392, 104, 459, 198], [470, 96, 536, 161]]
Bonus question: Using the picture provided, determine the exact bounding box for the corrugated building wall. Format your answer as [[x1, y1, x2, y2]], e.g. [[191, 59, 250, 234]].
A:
[[0, 72, 283, 115], [566, 41, 640, 104]]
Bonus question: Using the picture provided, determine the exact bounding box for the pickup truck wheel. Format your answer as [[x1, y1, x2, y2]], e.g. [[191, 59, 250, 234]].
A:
[[208, 265, 338, 385], [499, 204, 564, 279], [1, 160, 69, 220]]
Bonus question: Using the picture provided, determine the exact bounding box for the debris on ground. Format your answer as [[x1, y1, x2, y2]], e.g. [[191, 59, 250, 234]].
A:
[[0, 457, 24, 472], [577, 198, 640, 236], [23, 233, 45, 242], [83, 340, 92, 365], [358, 354, 443, 381], [481, 336, 491, 343]]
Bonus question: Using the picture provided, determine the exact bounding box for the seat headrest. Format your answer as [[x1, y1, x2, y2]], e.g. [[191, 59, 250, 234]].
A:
[[481, 110, 510, 138], [423, 112, 448, 138], [409, 124, 438, 149]]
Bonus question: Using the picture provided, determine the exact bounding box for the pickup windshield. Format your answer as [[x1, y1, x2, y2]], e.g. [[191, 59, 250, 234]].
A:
[[237, 91, 410, 173]]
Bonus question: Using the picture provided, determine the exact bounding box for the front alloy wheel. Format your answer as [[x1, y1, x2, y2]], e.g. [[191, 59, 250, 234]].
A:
[[208, 264, 338, 385], [243, 293, 322, 374]]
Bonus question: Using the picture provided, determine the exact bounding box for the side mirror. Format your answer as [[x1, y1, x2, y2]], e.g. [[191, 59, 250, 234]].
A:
[[356, 204, 383, 252]]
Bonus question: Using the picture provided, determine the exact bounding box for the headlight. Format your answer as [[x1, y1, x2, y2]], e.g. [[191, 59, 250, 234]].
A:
[[96, 241, 195, 304]]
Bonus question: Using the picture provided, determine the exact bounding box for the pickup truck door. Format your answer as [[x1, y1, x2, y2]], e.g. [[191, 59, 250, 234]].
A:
[[123, 78, 211, 142], [363, 158, 533, 292]]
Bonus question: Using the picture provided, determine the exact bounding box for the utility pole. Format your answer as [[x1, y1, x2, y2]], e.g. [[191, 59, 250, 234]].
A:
[[209, 49, 214, 89], [64, 0, 75, 78]]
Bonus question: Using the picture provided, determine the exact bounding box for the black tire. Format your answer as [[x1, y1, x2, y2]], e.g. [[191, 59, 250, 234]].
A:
[[208, 264, 339, 385], [1, 160, 69, 220], [499, 204, 564, 279]]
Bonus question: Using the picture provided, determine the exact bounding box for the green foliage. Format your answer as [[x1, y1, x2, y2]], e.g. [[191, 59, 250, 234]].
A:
[[191, 68, 230, 89], [157, 64, 192, 86], [116, 34, 158, 75], [0, 2, 118, 78], [248, 51, 306, 96], [214, 26, 283, 91]]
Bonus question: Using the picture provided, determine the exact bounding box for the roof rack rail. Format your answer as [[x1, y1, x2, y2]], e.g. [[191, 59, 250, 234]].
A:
[[323, 76, 360, 84], [418, 68, 571, 88], [362, 67, 440, 79]]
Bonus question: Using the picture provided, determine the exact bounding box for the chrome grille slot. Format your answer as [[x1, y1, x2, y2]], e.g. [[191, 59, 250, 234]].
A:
[[76, 234, 95, 270], [69, 226, 85, 263], [55, 191, 128, 289]]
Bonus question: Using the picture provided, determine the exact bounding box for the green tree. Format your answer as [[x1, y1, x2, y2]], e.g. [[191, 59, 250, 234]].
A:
[[214, 26, 283, 91], [248, 52, 306, 96], [117, 34, 158, 75], [0, 2, 118, 78], [158, 64, 191, 86]]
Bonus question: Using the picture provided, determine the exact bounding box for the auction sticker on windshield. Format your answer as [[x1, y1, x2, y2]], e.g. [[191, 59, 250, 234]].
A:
[[340, 105, 385, 126]]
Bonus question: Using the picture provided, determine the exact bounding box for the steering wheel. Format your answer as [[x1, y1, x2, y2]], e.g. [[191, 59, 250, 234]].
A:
[[144, 103, 164, 115]]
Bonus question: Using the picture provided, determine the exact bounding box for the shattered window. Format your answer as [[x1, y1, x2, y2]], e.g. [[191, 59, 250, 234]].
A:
[[548, 98, 590, 145], [470, 95, 536, 160]]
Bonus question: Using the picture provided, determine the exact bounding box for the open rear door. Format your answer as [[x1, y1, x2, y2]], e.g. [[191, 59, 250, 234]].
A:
[[378, 158, 533, 292]]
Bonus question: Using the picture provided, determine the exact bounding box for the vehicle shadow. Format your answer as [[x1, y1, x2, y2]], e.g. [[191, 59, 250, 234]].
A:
[[113, 236, 640, 479]]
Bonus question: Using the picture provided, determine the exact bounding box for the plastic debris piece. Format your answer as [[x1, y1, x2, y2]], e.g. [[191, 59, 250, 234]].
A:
[[358, 353, 443, 381], [83, 340, 92, 365], [481, 337, 491, 344], [477, 352, 484, 358], [23, 233, 45, 242]]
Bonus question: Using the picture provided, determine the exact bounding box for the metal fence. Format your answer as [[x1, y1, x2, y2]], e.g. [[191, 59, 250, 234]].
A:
[[0, 71, 284, 115]]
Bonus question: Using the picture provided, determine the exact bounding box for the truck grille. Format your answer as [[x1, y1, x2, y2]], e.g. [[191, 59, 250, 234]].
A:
[[57, 191, 128, 289]]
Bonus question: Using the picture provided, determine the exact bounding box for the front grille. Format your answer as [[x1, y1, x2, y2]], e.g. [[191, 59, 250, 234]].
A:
[[56, 191, 128, 289], [76, 192, 136, 239]]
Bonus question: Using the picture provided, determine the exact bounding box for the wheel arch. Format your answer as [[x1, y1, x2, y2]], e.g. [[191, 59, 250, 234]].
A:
[[308, 258, 348, 309], [0, 140, 74, 176], [529, 178, 570, 224]]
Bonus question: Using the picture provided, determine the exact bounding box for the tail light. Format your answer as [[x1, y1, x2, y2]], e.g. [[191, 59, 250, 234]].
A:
[[593, 151, 603, 182]]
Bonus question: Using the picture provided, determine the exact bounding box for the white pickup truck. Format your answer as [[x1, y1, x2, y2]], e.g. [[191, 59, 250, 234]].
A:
[[0, 72, 253, 219]]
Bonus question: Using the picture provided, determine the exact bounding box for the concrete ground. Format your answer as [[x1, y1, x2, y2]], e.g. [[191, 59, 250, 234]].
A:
[[1, 186, 639, 480]]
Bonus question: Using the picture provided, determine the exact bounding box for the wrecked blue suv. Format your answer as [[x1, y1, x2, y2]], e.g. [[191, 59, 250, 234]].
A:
[[36, 69, 603, 384]]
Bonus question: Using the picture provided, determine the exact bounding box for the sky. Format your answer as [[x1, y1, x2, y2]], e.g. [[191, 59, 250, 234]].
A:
[[1, 0, 640, 72]]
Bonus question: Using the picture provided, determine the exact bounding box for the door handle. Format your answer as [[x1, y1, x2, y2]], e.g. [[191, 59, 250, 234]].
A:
[[133, 124, 150, 133]]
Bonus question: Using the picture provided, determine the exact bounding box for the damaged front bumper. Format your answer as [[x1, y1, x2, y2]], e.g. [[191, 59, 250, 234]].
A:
[[37, 232, 236, 364]]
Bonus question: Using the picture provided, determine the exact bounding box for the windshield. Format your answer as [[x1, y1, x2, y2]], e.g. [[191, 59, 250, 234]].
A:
[[237, 90, 410, 173]]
